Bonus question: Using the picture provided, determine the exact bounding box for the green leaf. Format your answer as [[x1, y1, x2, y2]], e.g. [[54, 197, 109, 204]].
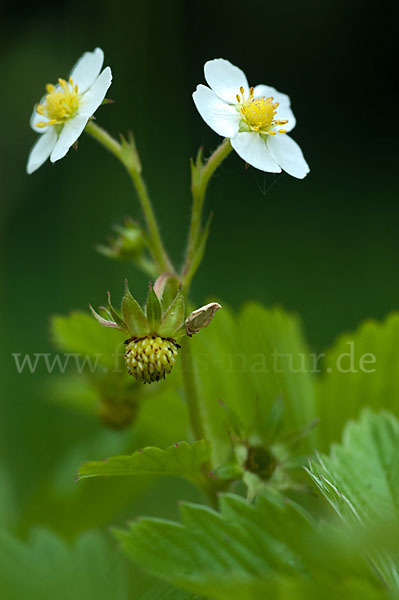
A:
[[139, 581, 202, 600], [51, 311, 126, 370], [158, 288, 185, 338], [315, 313, 399, 450], [146, 283, 163, 332], [307, 409, 399, 593], [19, 384, 196, 540], [116, 490, 384, 600], [121, 280, 149, 336], [78, 440, 210, 485], [188, 303, 316, 466], [0, 528, 129, 600], [0, 464, 17, 530]]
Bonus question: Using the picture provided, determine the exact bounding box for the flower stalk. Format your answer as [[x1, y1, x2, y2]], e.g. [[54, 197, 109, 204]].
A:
[[85, 120, 173, 274], [179, 336, 205, 442], [182, 138, 232, 287]]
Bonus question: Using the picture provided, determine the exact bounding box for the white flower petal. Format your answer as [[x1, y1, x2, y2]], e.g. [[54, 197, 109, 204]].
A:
[[50, 114, 88, 162], [193, 84, 241, 138], [274, 105, 296, 133], [231, 132, 281, 173], [26, 127, 58, 174], [253, 84, 291, 108], [79, 67, 113, 117], [30, 102, 49, 133], [267, 134, 309, 179], [69, 47, 104, 93], [204, 59, 249, 104]]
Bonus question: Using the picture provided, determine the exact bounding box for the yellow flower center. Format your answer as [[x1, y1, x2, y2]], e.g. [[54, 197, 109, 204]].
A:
[[35, 78, 80, 128], [236, 86, 288, 135]]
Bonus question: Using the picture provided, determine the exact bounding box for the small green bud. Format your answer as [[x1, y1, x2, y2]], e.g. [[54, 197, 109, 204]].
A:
[[97, 218, 146, 262]]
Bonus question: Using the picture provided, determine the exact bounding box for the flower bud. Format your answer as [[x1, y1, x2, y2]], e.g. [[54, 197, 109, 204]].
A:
[[97, 219, 146, 261]]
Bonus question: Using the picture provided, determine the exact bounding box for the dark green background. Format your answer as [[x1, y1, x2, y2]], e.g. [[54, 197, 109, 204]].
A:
[[1, 0, 397, 522]]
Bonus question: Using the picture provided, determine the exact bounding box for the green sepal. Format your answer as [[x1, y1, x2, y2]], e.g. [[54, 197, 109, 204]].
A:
[[219, 400, 245, 437], [145, 282, 162, 332], [277, 418, 319, 450], [190, 147, 204, 189], [121, 280, 149, 336], [89, 305, 123, 330], [158, 288, 185, 338], [106, 291, 126, 330], [212, 460, 243, 480], [263, 395, 285, 445]]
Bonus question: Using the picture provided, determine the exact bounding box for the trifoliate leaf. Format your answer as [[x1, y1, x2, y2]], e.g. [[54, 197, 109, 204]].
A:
[[78, 440, 211, 485]]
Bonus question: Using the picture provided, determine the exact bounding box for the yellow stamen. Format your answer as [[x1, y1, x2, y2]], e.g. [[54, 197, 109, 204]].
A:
[[235, 87, 288, 135], [35, 77, 80, 129], [278, 129, 287, 134]]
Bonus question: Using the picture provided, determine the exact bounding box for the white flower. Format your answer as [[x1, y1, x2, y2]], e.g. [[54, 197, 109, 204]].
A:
[[193, 59, 309, 179], [27, 47, 112, 174]]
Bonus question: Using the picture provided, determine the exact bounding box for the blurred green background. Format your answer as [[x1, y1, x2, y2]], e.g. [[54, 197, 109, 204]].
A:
[[0, 0, 397, 537]]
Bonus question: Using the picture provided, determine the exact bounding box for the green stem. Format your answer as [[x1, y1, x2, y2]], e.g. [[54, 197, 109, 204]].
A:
[[180, 336, 205, 441], [180, 335, 220, 507], [178, 140, 232, 503], [85, 121, 173, 274], [183, 138, 232, 280]]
